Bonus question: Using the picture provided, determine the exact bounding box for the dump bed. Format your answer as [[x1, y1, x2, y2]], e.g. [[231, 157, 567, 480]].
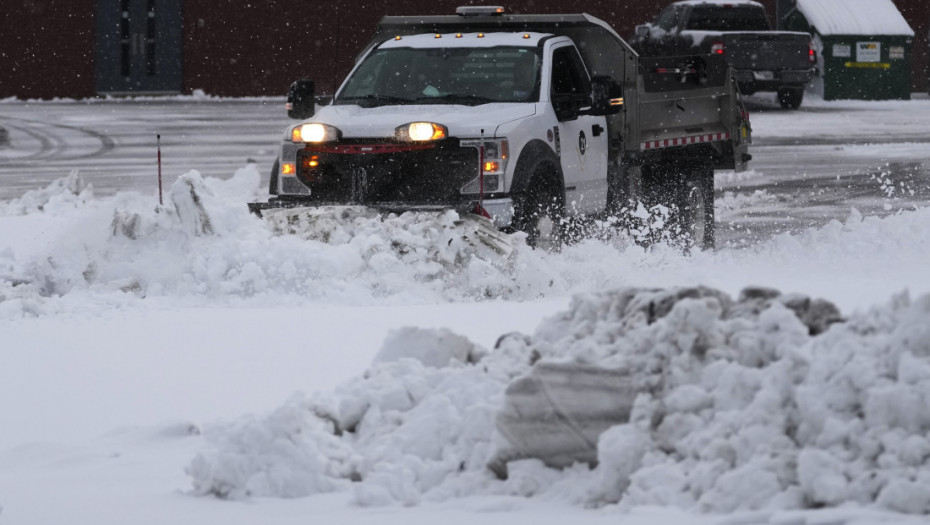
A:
[[632, 54, 748, 169]]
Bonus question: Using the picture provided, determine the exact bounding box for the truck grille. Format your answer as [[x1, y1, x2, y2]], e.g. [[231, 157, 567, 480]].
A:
[[296, 138, 479, 205]]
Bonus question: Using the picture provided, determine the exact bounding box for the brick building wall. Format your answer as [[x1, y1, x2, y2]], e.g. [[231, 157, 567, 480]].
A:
[[3, 0, 95, 99], [0, 0, 926, 99]]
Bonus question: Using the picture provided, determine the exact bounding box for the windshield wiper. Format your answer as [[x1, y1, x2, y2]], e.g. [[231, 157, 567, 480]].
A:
[[415, 94, 497, 106], [336, 94, 416, 107]]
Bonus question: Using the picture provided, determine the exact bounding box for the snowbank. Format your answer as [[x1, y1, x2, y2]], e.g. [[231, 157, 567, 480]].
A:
[[2, 170, 930, 320], [0, 168, 559, 315], [187, 286, 930, 515]]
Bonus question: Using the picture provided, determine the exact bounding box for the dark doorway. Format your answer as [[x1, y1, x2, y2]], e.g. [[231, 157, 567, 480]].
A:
[[95, 0, 183, 94]]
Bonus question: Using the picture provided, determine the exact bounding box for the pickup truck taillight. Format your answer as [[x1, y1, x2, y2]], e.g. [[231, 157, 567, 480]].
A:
[[809, 43, 816, 65], [711, 42, 725, 55]]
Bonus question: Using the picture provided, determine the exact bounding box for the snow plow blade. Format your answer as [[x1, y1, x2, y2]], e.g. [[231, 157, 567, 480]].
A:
[[248, 197, 473, 219], [249, 199, 516, 258]]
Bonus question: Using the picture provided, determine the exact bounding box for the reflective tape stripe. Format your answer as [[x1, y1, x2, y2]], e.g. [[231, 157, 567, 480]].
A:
[[641, 132, 730, 151]]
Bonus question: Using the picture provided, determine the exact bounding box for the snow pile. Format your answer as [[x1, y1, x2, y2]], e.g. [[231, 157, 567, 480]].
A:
[[524, 287, 927, 513], [0, 169, 93, 215], [187, 286, 930, 515], [187, 326, 509, 504], [0, 169, 564, 315]]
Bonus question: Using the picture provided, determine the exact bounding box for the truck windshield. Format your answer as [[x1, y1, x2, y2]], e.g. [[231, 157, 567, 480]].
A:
[[685, 6, 770, 31], [336, 46, 541, 107]]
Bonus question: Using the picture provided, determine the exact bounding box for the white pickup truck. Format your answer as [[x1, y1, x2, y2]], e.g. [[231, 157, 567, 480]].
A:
[[250, 6, 751, 250]]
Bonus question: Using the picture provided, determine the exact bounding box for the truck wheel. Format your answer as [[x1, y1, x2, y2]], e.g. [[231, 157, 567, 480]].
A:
[[678, 167, 715, 251], [516, 175, 564, 252], [269, 159, 280, 195], [777, 87, 804, 110]]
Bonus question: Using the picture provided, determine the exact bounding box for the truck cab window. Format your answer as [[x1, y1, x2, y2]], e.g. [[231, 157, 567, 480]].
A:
[[685, 6, 770, 31], [337, 46, 541, 106], [550, 46, 590, 96], [654, 6, 681, 31]]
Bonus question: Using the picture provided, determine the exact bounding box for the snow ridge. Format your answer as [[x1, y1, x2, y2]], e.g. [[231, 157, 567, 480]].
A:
[[3, 170, 930, 320]]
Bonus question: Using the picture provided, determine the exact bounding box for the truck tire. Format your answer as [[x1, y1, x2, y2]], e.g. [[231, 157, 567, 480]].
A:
[[515, 166, 564, 251], [678, 165, 715, 251], [269, 159, 280, 195], [777, 87, 804, 110]]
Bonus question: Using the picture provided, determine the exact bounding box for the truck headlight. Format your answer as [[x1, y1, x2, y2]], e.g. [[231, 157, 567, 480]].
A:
[[396, 122, 448, 142], [460, 138, 508, 194], [293, 123, 341, 143]]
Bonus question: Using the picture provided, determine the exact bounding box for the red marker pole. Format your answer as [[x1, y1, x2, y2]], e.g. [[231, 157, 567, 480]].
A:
[[478, 128, 485, 211], [157, 134, 163, 205]]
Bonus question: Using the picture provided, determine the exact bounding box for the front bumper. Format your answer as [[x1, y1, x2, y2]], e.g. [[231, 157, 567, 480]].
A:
[[271, 137, 515, 226], [289, 138, 479, 204]]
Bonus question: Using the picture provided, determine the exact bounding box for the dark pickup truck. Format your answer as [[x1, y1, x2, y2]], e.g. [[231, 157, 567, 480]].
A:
[[630, 0, 816, 109]]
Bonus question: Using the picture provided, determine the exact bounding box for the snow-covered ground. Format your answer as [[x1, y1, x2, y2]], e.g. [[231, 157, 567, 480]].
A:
[[1, 94, 929, 525]]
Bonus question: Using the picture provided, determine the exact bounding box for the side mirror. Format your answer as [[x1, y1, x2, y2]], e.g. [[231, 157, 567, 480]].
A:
[[635, 25, 650, 38], [587, 76, 624, 116], [287, 79, 315, 120]]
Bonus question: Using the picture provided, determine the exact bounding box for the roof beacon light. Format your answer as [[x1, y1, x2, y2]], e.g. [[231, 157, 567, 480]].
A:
[[455, 6, 505, 17]]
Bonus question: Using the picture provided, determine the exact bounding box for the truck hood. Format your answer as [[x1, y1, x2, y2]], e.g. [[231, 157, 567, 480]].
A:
[[308, 103, 537, 139]]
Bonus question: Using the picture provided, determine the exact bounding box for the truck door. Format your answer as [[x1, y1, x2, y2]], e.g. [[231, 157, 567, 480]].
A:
[[549, 44, 608, 215]]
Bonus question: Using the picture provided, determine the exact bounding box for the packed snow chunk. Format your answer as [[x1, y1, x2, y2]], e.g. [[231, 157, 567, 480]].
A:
[[797, 448, 849, 506], [187, 400, 356, 499], [374, 326, 486, 368], [190, 328, 509, 505], [877, 479, 930, 514], [698, 463, 783, 513], [111, 166, 263, 240], [593, 424, 651, 501], [0, 170, 93, 216], [169, 170, 216, 236], [491, 362, 638, 474]]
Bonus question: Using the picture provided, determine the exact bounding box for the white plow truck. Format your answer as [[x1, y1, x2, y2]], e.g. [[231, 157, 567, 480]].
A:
[[250, 6, 751, 250]]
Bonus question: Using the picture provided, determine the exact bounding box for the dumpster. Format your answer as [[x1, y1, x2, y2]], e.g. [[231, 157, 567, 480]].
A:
[[785, 0, 914, 100]]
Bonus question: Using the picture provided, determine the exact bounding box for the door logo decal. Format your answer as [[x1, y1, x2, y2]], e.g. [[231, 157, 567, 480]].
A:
[[575, 130, 588, 171]]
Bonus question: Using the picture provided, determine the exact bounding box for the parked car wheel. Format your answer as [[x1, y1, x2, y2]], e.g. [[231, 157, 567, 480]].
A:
[[777, 87, 804, 110]]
